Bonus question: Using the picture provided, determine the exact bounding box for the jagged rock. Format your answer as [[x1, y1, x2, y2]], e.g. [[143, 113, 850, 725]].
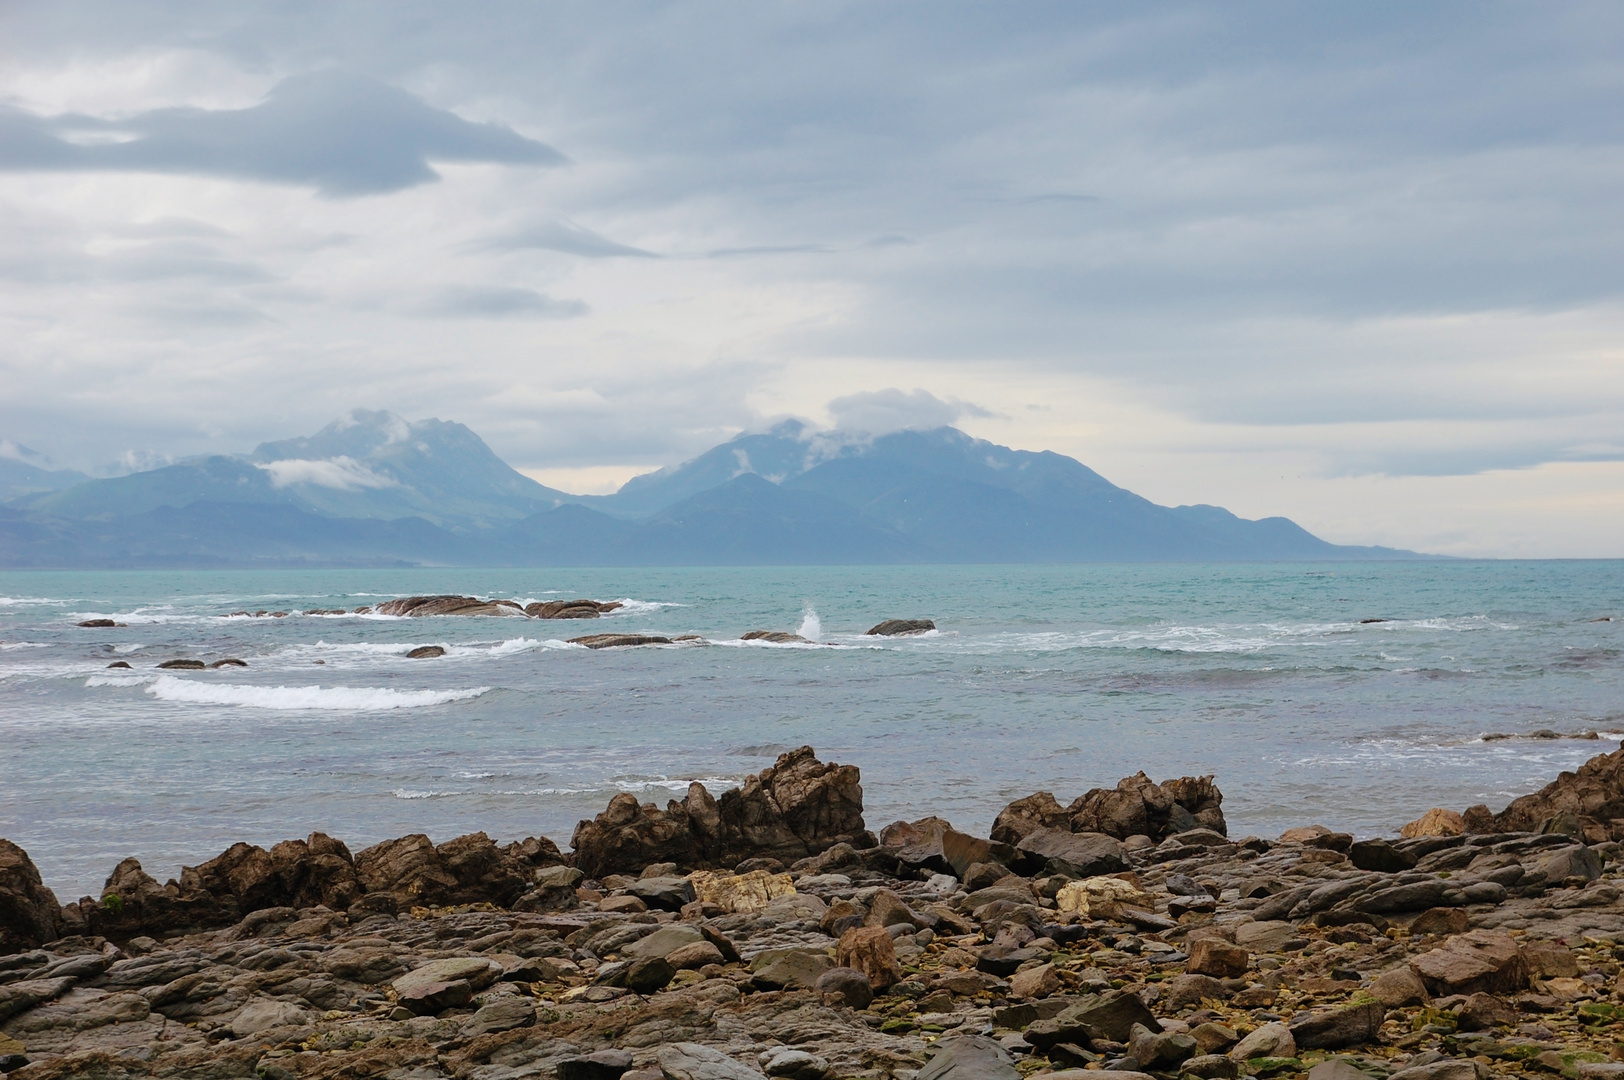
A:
[[571, 747, 868, 877], [0, 977, 75, 1023], [1481, 745, 1624, 842], [990, 772, 1225, 844], [376, 595, 526, 617], [0, 840, 61, 952], [1009, 962, 1060, 998], [229, 997, 312, 1037], [865, 619, 935, 636], [406, 645, 445, 659], [1410, 908, 1471, 936], [1402, 809, 1466, 837]]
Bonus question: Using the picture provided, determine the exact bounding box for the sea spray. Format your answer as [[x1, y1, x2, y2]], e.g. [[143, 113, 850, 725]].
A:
[[798, 605, 822, 641]]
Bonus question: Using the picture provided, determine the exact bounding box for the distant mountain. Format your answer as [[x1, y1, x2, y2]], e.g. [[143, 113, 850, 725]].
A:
[[0, 443, 89, 503], [21, 410, 570, 532], [0, 411, 1428, 566]]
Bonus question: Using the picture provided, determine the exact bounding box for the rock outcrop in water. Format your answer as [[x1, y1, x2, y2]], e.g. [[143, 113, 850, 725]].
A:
[[371, 596, 625, 619], [864, 619, 934, 636], [1458, 744, 1624, 843], [991, 771, 1227, 845], [526, 599, 624, 619], [374, 595, 527, 617], [571, 747, 872, 878], [10, 748, 1624, 1078]]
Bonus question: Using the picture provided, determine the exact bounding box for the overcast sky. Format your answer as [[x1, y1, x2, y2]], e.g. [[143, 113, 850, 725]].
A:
[[1, 2, 1622, 556]]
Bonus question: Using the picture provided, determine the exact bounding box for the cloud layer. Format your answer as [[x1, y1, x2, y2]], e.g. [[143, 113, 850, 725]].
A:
[[0, 2, 1621, 554]]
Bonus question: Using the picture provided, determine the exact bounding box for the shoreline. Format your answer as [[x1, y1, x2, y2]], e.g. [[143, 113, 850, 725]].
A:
[[5, 746, 1624, 1078]]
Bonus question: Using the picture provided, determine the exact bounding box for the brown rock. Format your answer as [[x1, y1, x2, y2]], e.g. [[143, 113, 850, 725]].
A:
[[568, 634, 672, 649], [1288, 1000, 1384, 1050], [1370, 966, 1429, 1007], [1523, 940, 1581, 978], [0, 839, 61, 952], [1187, 938, 1249, 979], [1483, 745, 1624, 841], [865, 619, 935, 636], [1456, 992, 1517, 1031], [571, 746, 868, 878], [354, 834, 459, 907], [1009, 963, 1061, 999], [406, 645, 445, 659], [1401, 808, 1466, 838], [527, 599, 622, 619], [1164, 974, 1227, 1010], [1409, 907, 1471, 937], [990, 772, 1225, 844], [1410, 930, 1530, 996], [836, 925, 903, 990], [376, 595, 526, 617]]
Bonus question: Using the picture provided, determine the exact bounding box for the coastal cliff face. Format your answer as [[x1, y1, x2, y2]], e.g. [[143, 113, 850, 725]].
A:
[[3, 747, 1624, 1079]]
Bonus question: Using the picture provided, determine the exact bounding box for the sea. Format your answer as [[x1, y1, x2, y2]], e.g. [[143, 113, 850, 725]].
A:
[[1, 561, 1621, 902]]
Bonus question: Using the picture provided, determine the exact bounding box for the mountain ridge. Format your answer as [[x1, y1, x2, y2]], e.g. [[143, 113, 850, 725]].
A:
[[0, 410, 1430, 566]]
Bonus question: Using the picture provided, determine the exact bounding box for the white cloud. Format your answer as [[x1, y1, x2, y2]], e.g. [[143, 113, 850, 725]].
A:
[[826, 388, 992, 436], [257, 456, 398, 490]]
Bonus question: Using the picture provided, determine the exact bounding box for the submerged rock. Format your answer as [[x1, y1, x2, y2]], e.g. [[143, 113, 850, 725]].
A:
[[405, 645, 445, 659], [741, 630, 811, 644]]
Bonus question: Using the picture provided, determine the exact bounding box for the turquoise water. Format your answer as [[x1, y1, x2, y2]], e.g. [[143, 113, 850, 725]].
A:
[[2, 562, 1621, 900]]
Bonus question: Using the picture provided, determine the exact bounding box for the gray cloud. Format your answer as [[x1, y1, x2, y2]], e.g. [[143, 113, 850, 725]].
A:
[[481, 219, 657, 258], [0, 69, 564, 195], [423, 287, 587, 319], [826, 389, 992, 436]]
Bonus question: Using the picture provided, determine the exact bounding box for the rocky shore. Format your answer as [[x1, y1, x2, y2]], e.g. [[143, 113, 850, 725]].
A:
[[7, 746, 1624, 1080]]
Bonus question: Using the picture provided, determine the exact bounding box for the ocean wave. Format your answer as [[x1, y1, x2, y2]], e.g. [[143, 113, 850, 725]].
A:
[[611, 599, 685, 615], [84, 674, 490, 710], [0, 596, 75, 607], [0, 642, 52, 650], [391, 775, 748, 799]]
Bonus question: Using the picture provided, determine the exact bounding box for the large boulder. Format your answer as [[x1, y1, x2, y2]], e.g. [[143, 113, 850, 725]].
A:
[[0, 840, 60, 952], [990, 772, 1226, 844], [1477, 745, 1624, 842], [571, 746, 871, 878]]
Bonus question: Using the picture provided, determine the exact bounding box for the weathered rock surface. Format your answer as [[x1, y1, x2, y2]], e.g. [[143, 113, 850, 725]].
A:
[[1477, 744, 1624, 841], [571, 747, 869, 877], [0, 841, 60, 953], [8, 745, 1624, 1078], [991, 771, 1226, 844], [376, 595, 526, 617], [528, 599, 624, 619], [570, 633, 673, 649], [864, 619, 935, 636]]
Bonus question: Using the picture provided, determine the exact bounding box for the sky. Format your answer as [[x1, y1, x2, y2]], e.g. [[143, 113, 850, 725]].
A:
[[1, 2, 1622, 557]]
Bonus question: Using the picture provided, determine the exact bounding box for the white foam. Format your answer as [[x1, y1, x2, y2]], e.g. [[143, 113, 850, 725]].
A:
[[0, 596, 74, 607], [798, 606, 822, 642], [0, 642, 51, 650], [136, 675, 489, 711], [611, 599, 685, 615]]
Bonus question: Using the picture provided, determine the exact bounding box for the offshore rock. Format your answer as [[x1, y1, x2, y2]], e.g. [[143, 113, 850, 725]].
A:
[[571, 746, 868, 877], [0, 840, 61, 952], [375, 595, 526, 617], [527, 599, 623, 618], [569, 633, 672, 649], [990, 772, 1226, 844], [865, 618, 935, 636]]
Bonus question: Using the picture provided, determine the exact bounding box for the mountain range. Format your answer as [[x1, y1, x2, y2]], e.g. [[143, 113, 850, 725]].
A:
[[0, 410, 1424, 566]]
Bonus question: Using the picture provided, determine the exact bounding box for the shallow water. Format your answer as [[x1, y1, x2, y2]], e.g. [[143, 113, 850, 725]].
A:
[[1, 561, 1621, 900]]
